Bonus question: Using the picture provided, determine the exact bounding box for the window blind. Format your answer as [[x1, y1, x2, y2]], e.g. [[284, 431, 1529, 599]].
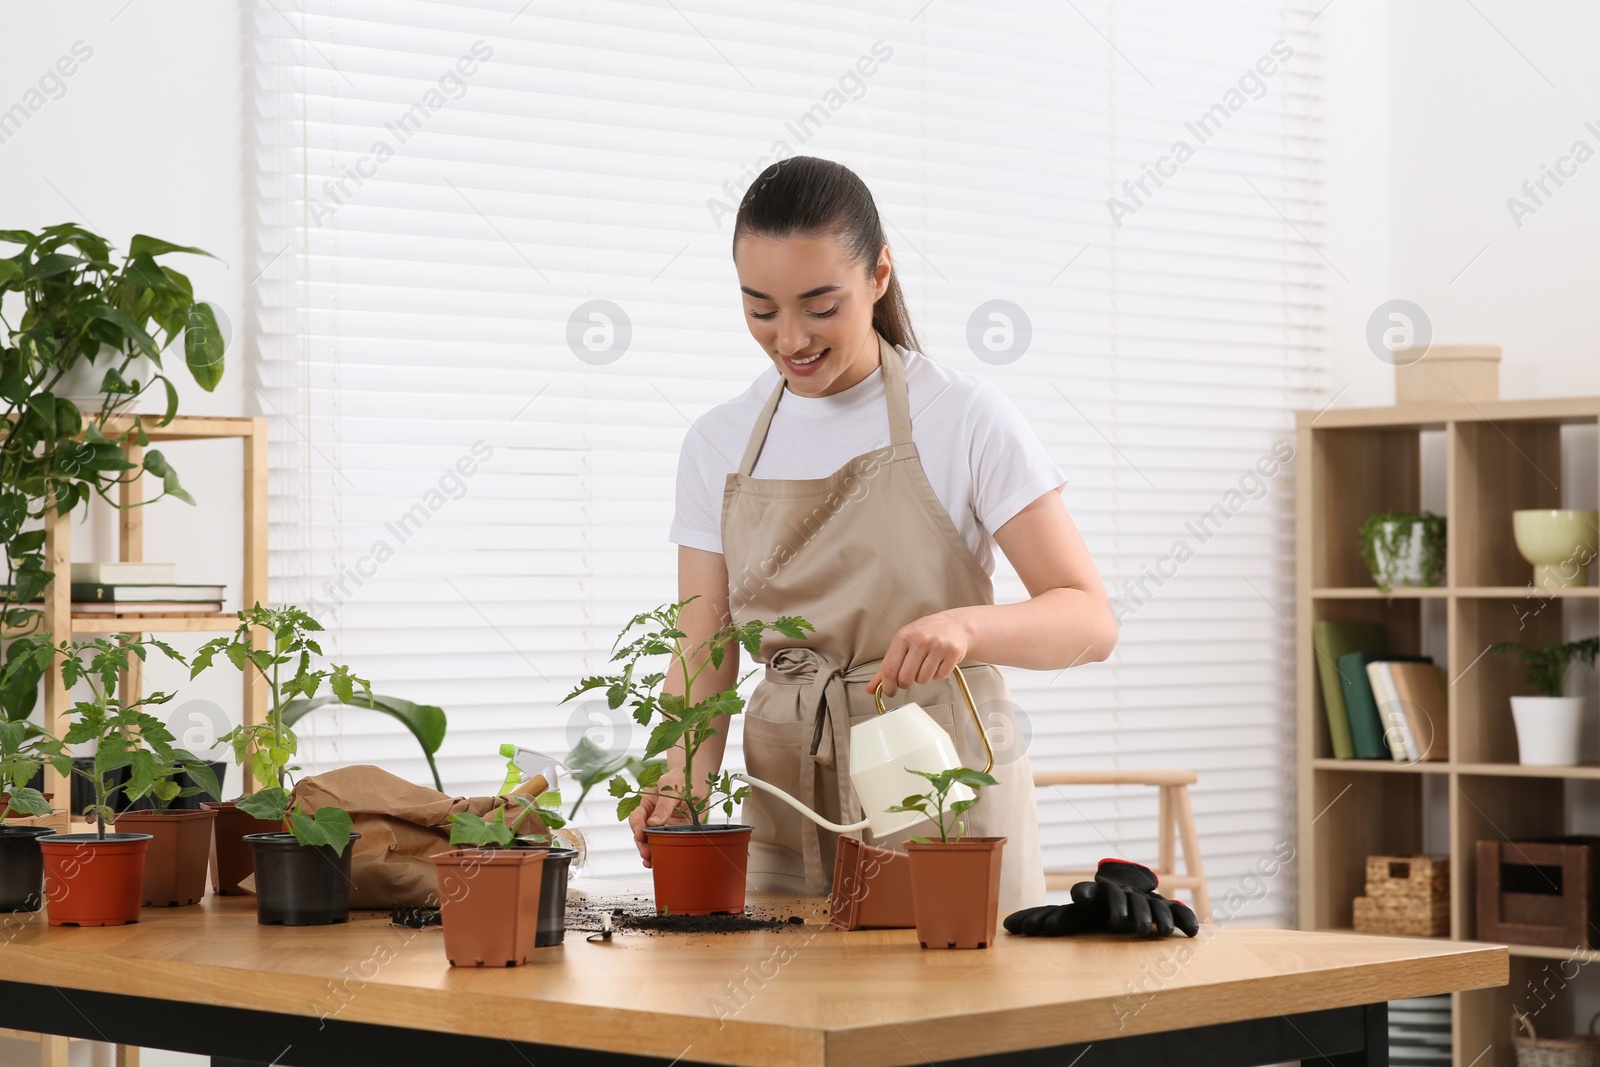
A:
[[247, 0, 1326, 916]]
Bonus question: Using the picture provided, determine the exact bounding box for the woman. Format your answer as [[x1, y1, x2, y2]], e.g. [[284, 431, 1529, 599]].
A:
[[631, 156, 1117, 912]]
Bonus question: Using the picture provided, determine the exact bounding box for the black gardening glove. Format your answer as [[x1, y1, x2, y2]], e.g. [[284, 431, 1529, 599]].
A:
[[1005, 858, 1198, 938]]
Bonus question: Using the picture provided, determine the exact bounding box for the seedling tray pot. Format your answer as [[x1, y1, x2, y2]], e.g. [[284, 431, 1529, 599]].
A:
[[114, 808, 218, 907], [39, 833, 153, 927], [905, 837, 1007, 949], [0, 826, 57, 912], [829, 836, 916, 930], [245, 832, 361, 926], [431, 848, 546, 967], [645, 824, 752, 915], [203, 801, 283, 895]]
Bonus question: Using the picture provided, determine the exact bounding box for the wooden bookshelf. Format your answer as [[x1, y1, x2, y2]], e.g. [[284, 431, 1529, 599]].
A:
[[25, 415, 270, 803], [1295, 396, 1600, 1066]]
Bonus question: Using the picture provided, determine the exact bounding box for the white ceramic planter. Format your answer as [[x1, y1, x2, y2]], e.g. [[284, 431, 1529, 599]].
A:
[[49, 353, 158, 408], [1510, 695, 1585, 765], [1370, 520, 1430, 589]]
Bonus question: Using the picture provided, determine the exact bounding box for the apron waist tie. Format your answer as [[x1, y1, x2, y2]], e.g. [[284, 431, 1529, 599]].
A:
[[762, 647, 882, 894]]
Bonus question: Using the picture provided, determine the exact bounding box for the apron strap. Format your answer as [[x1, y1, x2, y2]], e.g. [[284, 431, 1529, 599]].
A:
[[735, 331, 911, 476]]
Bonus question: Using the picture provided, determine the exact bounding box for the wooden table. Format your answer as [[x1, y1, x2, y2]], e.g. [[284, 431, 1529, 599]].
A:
[[0, 884, 1506, 1067]]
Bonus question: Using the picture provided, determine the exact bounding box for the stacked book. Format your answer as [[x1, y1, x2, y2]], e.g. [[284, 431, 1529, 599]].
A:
[[1312, 621, 1449, 762], [69, 562, 224, 616]]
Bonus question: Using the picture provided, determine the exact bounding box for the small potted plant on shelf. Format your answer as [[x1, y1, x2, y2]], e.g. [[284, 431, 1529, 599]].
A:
[[1359, 511, 1446, 594], [111, 743, 221, 908], [433, 787, 562, 967], [889, 766, 1004, 950], [0, 720, 69, 912], [563, 597, 812, 915], [1492, 636, 1600, 766], [3, 633, 189, 926], [191, 603, 371, 925]]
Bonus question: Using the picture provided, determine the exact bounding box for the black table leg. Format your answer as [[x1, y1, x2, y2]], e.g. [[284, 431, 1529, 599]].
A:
[[1307, 1002, 1388, 1066]]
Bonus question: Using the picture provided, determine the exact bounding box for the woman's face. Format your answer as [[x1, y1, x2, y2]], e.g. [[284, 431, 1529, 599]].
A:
[[735, 232, 892, 398]]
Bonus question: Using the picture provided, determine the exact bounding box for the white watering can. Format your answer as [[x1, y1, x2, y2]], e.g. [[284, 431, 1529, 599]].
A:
[[733, 665, 995, 838]]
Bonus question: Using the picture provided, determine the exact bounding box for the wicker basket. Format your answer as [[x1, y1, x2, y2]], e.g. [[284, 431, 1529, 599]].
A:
[[1514, 1011, 1600, 1067]]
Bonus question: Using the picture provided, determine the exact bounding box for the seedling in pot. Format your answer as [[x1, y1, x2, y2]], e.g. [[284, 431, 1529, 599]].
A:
[[192, 603, 371, 855], [563, 596, 812, 828], [3, 633, 194, 837], [888, 767, 998, 844]]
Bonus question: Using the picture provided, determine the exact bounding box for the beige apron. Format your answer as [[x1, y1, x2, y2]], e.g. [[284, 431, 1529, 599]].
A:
[[720, 330, 1046, 913]]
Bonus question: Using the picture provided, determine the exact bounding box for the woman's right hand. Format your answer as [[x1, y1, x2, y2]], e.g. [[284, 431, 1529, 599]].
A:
[[628, 769, 693, 868]]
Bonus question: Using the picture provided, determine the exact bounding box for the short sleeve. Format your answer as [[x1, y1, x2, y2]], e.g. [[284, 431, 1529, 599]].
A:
[[966, 381, 1067, 534], [669, 427, 724, 554]]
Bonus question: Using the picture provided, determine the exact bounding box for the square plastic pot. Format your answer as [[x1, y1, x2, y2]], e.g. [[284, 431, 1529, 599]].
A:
[[113, 807, 217, 906], [905, 837, 1007, 949], [431, 848, 545, 967]]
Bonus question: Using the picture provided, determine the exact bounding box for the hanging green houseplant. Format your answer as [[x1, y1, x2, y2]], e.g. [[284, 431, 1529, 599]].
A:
[[1358, 511, 1446, 594]]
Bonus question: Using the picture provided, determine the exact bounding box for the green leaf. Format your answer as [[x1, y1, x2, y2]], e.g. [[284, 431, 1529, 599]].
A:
[[0, 260, 22, 288], [237, 787, 290, 822], [1, 786, 52, 818], [141, 449, 195, 505], [183, 303, 225, 391], [280, 693, 443, 791], [1, 640, 43, 723], [289, 805, 354, 855], [81, 303, 161, 361], [615, 794, 642, 821], [181, 758, 221, 803], [128, 235, 216, 261], [448, 810, 514, 847]]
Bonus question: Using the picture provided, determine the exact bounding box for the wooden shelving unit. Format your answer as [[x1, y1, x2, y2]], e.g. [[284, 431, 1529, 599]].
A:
[[27, 415, 270, 803], [1295, 396, 1600, 1066]]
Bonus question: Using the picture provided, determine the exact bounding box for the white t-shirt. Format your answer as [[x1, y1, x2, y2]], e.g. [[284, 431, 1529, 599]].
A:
[[670, 344, 1067, 575]]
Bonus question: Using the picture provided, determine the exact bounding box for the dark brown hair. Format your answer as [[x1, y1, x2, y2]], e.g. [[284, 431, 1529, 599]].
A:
[[732, 156, 922, 355]]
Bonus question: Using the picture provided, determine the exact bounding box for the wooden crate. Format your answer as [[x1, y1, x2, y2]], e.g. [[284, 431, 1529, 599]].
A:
[[1352, 854, 1450, 936], [1477, 837, 1600, 949]]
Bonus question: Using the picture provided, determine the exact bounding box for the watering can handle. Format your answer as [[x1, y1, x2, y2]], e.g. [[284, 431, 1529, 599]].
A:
[[732, 774, 872, 834], [873, 664, 995, 775]]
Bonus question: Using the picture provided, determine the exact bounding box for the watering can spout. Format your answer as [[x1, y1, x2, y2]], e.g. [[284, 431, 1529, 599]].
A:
[[732, 774, 872, 834]]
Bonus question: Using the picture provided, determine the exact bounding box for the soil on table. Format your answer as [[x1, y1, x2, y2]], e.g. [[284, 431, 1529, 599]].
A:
[[566, 891, 822, 936]]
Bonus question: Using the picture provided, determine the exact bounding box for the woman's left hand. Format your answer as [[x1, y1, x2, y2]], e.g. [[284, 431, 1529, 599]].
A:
[[869, 610, 972, 698]]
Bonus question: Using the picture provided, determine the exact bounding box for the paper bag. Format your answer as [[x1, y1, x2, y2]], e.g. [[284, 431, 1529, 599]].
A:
[[293, 765, 551, 908]]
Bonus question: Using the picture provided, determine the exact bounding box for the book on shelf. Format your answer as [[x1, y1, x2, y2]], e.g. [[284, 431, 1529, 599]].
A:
[[69, 561, 176, 585], [69, 583, 225, 604], [1388, 660, 1450, 762], [1336, 651, 1433, 760], [71, 601, 223, 615], [1312, 621, 1388, 759], [1365, 661, 1416, 760]]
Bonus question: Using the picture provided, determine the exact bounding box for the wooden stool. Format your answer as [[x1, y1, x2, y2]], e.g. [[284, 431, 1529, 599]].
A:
[[1033, 769, 1212, 922]]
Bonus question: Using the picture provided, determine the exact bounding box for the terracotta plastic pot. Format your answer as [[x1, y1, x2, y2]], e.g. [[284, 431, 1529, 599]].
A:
[[431, 848, 545, 967], [905, 836, 1007, 949], [39, 832, 153, 927], [245, 832, 360, 927], [830, 836, 916, 930], [114, 808, 218, 907], [0, 826, 57, 912], [645, 824, 751, 915], [204, 801, 283, 895]]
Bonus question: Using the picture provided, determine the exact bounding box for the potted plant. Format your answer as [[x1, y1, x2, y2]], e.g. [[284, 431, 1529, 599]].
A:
[[190, 602, 370, 910], [3, 633, 189, 926], [563, 598, 811, 915], [0, 719, 69, 912], [1359, 511, 1446, 594], [1492, 637, 1600, 766], [889, 766, 1005, 949], [0, 225, 224, 720], [112, 743, 221, 908], [433, 791, 560, 966]]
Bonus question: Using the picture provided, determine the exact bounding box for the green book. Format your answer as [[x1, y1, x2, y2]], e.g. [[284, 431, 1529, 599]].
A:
[[1312, 622, 1388, 759], [1337, 651, 1433, 759]]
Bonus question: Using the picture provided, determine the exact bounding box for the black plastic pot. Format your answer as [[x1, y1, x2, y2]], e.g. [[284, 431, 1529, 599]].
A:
[[533, 846, 576, 947], [0, 826, 56, 912], [121, 762, 227, 813], [244, 832, 361, 927]]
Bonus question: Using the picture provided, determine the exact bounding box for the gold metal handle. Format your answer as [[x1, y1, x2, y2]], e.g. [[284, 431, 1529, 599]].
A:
[[870, 665, 994, 775]]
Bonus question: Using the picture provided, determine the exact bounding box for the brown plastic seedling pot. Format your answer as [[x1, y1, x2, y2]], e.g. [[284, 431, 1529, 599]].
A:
[[203, 801, 282, 895], [114, 808, 218, 907], [830, 836, 916, 930], [431, 848, 545, 967], [905, 836, 1007, 949], [39, 833, 153, 927], [645, 825, 751, 915]]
